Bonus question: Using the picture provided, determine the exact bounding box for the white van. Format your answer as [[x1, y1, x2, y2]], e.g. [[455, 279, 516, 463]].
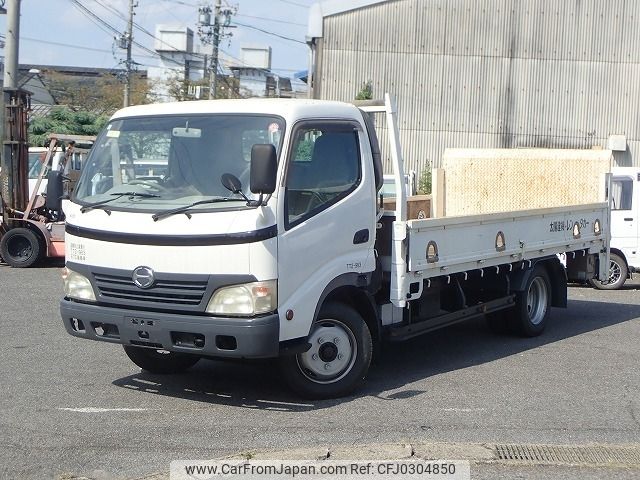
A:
[[28, 147, 86, 198]]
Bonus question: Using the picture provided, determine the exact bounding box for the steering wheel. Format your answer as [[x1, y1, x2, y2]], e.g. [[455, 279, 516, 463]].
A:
[[127, 179, 170, 193], [237, 165, 251, 190], [306, 190, 327, 211]]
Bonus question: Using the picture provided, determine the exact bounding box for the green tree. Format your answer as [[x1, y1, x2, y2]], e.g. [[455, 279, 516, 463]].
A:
[[418, 161, 432, 195], [165, 74, 242, 101], [46, 70, 156, 115], [355, 80, 373, 100], [29, 107, 109, 147]]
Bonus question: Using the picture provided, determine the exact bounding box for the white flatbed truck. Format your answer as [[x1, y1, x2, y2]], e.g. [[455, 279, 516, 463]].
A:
[[60, 95, 609, 398]]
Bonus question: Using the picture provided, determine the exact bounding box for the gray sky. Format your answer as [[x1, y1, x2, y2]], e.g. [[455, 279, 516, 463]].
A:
[[0, 0, 313, 76]]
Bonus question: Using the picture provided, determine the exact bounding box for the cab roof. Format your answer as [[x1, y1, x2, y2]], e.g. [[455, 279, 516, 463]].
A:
[[110, 98, 364, 124]]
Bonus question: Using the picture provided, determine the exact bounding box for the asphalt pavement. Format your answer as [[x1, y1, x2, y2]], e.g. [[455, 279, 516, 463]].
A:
[[1, 260, 639, 479]]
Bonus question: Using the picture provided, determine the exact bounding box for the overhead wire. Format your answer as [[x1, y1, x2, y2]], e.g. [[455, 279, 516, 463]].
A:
[[274, 0, 311, 8], [234, 13, 306, 27], [69, 0, 193, 69], [231, 20, 305, 44], [67, 0, 307, 95]]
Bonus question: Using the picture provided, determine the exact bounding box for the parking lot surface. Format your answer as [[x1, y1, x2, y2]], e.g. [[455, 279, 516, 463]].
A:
[[1, 261, 639, 479]]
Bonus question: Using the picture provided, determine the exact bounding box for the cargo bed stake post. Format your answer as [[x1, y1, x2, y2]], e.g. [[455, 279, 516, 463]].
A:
[[385, 94, 409, 307], [356, 95, 410, 307]]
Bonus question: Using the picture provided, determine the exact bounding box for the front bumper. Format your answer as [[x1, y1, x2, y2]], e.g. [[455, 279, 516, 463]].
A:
[[60, 298, 280, 359]]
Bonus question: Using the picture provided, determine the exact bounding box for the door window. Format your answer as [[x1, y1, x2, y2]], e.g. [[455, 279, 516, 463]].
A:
[[611, 177, 633, 210], [285, 125, 361, 228]]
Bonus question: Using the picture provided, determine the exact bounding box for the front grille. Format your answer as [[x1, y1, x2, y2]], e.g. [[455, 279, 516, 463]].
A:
[[93, 271, 209, 309]]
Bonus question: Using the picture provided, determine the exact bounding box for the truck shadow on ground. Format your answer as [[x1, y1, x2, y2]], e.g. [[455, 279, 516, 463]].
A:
[[112, 297, 640, 412], [0, 257, 65, 269]]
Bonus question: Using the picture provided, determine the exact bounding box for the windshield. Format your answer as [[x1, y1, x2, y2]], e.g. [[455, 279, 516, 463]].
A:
[[74, 114, 285, 212]]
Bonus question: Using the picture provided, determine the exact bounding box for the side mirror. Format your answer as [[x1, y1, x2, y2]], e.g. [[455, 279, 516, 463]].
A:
[[45, 170, 64, 211], [250, 144, 277, 195], [221, 173, 242, 194]]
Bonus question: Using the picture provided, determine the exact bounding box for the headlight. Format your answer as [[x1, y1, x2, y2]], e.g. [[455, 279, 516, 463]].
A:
[[206, 280, 277, 316], [62, 267, 96, 302]]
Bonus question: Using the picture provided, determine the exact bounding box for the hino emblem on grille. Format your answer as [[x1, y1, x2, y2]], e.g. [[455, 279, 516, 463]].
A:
[[132, 266, 155, 289]]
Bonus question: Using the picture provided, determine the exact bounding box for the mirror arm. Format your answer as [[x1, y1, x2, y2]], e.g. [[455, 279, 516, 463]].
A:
[[246, 193, 264, 208]]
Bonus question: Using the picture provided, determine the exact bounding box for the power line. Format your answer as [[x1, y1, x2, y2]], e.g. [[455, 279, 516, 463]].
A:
[[68, 0, 192, 69], [157, 0, 197, 6], [274, 0, 311, 8], [235, 13, 306, 27], [22, 36, 115, 55], [90, 0, 127, 21], [20, 34, 294, 74], [89, 0, 192, 61], [69, 0, 121, 36], [232, 20, 305, 44], [21, 36, 172, 63]]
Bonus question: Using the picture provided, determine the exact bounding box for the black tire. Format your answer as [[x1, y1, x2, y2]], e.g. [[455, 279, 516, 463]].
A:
[[123, 345, 200, 374], [588, 253, 627, 290], [514, 265, 551, 337], [279, 302, 372, 399], [0, 228, 43, 268]]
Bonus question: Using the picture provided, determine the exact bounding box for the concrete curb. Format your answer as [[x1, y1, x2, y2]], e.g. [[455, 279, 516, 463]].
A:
[[125, 442, 495, 480], [62, 441, 640, 479], [223, 441, 496, 463]]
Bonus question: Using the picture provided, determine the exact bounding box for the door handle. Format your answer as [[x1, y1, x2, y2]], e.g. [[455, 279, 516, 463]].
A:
[[624, 218, 634, 221], [353, 229, 369, 244]]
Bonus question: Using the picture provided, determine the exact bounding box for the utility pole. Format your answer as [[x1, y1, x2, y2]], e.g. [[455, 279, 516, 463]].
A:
[[1, 0, 29, 216], [3, 0, 19, 89], [209, 0, 221, 100], [1, 0, 20, 216], [198, 1, 235, 100], [123, 0, 136, 107]]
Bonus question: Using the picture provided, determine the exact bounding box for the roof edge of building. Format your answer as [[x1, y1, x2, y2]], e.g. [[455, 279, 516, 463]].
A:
[[307, 0, 389, 39]]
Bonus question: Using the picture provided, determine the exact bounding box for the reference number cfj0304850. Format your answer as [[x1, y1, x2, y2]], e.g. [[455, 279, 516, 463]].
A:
[[170, 459, 471, 480]]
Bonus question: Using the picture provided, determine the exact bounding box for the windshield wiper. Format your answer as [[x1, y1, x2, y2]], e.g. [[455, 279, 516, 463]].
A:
[[152, 197, 238, 221], [80, 192, 160, 214]]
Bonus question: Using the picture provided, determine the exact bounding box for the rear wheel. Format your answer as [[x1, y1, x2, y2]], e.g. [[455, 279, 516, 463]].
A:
[[123, 345, 200, 374], [279, 303, 372, 399], [514, 265, 551, 337], [588, 253, 627, 290], [0, 228, 43, 268]]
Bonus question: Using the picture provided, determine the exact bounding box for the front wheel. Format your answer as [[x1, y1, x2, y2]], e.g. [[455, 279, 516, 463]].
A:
[[279, 303, 372, 399], [588, 253, 627, 290], [514, 265, 551, 337], [123, 345, 200, 374], [0, 227, 43, 268]]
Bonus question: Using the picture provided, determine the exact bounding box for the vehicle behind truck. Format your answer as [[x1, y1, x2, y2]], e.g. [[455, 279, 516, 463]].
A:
[[588, 166, 640, 289], [60, 95, 609, 398]]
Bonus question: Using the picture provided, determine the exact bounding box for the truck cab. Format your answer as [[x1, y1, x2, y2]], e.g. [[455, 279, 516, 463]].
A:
[[590, 167, 640, 289], [61, 99, 382, 397]]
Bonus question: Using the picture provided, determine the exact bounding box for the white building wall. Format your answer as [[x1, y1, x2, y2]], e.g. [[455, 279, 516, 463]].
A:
[[311, 0, 640, 173]]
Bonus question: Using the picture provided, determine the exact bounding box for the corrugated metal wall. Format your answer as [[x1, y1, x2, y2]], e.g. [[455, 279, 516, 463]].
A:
[[313, 0, 640, 176]]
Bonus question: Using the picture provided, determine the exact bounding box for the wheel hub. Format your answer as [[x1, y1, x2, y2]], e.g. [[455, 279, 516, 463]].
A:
[[318, 342, 338, 362], [527, 277, 548, 325], [607, 260, 621, 283], [8, 237, 31, 258], [297, 320, 357, 384]]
